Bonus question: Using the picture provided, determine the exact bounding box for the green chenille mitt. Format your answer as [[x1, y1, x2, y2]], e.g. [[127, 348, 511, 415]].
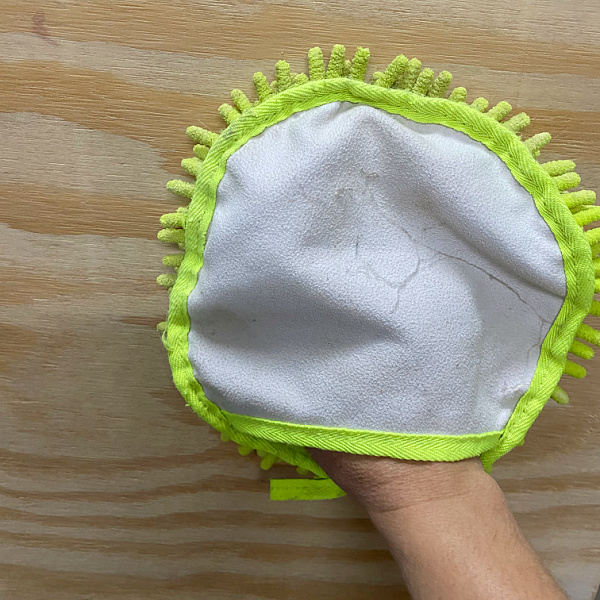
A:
[[157, 46, 600, 500]]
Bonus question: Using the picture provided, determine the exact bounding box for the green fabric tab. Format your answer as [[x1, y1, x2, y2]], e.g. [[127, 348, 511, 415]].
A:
[[270, 478, 347, 501]]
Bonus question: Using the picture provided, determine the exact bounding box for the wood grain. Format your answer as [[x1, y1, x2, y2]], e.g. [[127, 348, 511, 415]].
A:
[[0, 1, 599, 598]]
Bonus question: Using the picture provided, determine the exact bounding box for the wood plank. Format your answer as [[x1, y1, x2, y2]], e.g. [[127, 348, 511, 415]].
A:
[[0, 2, 598, 598]]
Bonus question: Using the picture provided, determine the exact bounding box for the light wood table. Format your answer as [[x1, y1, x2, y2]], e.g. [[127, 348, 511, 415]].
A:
[[1, 2, 599, 598]]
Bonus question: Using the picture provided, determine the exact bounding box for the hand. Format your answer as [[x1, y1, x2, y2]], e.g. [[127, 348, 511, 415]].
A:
[[309, 449, 484, 512], [308, 449, 569, 600]]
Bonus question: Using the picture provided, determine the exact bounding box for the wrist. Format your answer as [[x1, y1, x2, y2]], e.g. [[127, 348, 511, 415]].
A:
[[308, 449, 493, 513], [362, 457, 493, 515]]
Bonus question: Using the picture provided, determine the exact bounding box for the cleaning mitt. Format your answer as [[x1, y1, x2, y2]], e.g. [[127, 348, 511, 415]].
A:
[[157, 46, 600, 500]]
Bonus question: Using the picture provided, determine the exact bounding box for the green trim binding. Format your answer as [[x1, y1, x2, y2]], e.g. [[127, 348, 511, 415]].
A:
[[158, 46, 599, 499], [224, 411, 502, 460]]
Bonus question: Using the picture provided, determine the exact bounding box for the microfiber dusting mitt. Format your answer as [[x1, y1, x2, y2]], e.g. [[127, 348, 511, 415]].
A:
[[157, 46, 600, 500]]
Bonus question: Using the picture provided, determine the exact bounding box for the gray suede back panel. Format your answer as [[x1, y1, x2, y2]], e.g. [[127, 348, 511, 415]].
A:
[[187, 102, 566, 435]]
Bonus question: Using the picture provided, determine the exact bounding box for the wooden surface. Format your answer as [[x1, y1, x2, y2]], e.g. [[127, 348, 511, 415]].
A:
[[1, 1, 599, 598]]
